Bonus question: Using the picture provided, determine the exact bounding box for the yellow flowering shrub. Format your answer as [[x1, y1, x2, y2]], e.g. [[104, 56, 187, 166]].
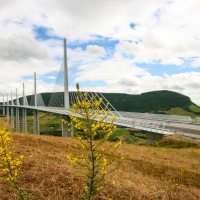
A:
[[0, 128, 29, 200], [66, 84, 122, 200]]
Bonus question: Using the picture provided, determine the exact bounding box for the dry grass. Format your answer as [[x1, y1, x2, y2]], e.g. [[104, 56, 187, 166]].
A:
[[0, 117, 200, 199]]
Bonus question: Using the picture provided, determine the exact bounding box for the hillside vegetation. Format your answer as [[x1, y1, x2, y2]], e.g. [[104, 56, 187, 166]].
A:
[[102, 90, 200, 117], [0, 117, 200, 200]]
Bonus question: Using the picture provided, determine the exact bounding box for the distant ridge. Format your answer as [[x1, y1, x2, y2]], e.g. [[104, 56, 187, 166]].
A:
[[102, 90, 200, 117], [102, 90, 191, 111]]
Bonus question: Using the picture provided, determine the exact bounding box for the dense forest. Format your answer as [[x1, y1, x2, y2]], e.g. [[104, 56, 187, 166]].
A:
[[102, 90, 193, 112]]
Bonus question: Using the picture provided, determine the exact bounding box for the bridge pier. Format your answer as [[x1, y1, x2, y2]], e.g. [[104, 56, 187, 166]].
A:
[[11, 107, 15, 129], [6, 94, 10, 121], [16, 107, 20, 132], [10, 92, 15, 129], [22, 83, 27, 133], [3, 106, 5, 115], [22, 108, 27, 133], [3, 106, 6, 115], [62, 115, 73, 137], [146, 132, 164, 144], [15, 88, 20, 132], [33, 110, 40, 134], [3, 95, 5, 115], [6, 106, 9, 122]]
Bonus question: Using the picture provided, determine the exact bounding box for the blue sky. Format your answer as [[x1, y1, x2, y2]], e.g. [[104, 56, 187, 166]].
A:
[[0, 0, 200, 105]]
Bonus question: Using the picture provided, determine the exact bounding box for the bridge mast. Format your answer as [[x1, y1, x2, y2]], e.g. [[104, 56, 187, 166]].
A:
[[3, 94, 5, 115], [34, 72, 37, 107], [6, 94, 9, 121], [62, 38, 73, 137], [22, 83, 27, 133], [63, 38, 69, 109], [15, 88, 20, 132], [33, 72, 40, 134], [10, 92, 15, 129]]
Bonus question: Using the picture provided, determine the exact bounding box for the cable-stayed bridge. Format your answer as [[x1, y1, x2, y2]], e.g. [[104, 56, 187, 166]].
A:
[[0, 39, 200, 143]]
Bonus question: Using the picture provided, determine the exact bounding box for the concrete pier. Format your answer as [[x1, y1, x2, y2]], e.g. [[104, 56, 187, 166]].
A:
[[11, 108, 14, 129], [22, 83, 27, 133], [33, 110, 40, 134], [16, 107, 20, 131], [22, 108, 27, 133], [6, 94, 10, 122], [62, 115, 73, 137], [3, 95, 5, 115], [15, 89, 20, 132], [10, 92, 15, 129]]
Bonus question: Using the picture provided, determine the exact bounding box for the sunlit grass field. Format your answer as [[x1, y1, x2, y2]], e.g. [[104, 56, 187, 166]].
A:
[[0, 116, 200, 199]]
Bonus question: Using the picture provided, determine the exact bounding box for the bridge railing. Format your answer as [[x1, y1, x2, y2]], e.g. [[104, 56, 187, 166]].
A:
[[103, 115, 172, 135], [193, 117, 200, 124], [114, 111, 194, 124], [1, 103, 174, 135]]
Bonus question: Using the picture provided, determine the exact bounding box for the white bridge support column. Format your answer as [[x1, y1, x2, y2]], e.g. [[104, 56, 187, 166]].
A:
[[3, 95, 5, 115], [6, 94, 10, 122], [62, 115, 73, 137], [62, 38, 73, 137], [33, 72, 40, 134], [10, 92, 15, 129], [33, 109, 40, 134], [15, 88, 20, 132], [22, 108, 27, 133], [22, 83, 27, 133]]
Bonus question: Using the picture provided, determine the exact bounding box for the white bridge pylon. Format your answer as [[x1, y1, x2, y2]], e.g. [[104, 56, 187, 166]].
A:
[[0, 38, 176, 140]]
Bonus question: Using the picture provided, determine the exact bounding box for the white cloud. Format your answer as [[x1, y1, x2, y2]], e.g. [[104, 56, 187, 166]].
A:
[[0, 0, 200, 106], [190, 57, 200, 68], [0, 35, 48, 61], [86, 45, 106, 56], [48, 76, 56, 80], [75, 56, 149, 83]]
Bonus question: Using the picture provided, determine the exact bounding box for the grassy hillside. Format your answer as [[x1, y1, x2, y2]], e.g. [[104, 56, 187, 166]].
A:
[[0, 117, 200, 200], [102, 90, 200, 116]]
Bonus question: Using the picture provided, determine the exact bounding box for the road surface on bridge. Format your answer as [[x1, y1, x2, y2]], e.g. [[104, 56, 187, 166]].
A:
[[124, 116, 200, 139]]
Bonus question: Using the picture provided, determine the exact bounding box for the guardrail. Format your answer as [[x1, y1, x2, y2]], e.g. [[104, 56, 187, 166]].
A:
[[193, 117, 200, 124], [114, 111, 195, 124], [104, 116, 172, 135]]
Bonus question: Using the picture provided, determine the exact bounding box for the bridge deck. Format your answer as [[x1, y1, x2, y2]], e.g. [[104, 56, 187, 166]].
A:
[[2, 105, 200, 139], [1, 105, 172, 135]]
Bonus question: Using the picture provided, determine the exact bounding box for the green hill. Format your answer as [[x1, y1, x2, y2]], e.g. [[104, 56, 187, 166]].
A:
[[101, 90, 200, 117]]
